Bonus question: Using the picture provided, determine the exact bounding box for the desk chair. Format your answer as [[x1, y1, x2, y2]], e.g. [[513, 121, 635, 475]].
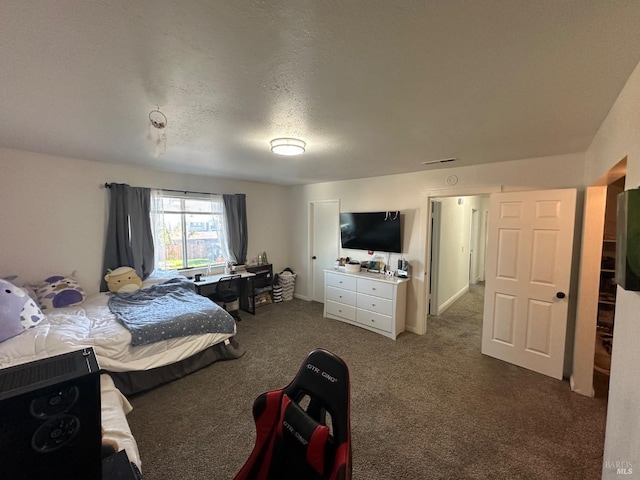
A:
[[211, 275, 242, 321], [234, 348, 351, 480]]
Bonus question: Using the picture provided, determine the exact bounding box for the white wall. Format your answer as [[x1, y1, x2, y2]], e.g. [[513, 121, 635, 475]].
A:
[[584, 59, 640, 478], [478, 196, 490, 282], [289, 152, 586, 335], [0, 148, 292, 294]]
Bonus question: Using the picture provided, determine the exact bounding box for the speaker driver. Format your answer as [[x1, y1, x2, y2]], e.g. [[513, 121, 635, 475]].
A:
[[30, 386, 79, 418], [31, 414, 80, 453]]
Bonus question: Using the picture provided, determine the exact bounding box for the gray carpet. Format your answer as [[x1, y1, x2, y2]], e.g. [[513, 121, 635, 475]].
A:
[[127, 286, 607, 479]]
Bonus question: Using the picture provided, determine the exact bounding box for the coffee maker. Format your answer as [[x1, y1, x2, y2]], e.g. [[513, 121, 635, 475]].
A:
[[397, 259, 409, 278]]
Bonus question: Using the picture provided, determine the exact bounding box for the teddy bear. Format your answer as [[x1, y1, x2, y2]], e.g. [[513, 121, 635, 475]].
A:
[[104, 267, 142, 293]]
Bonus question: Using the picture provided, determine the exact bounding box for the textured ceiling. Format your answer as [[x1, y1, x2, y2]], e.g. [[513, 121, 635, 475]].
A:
[[1, 1, 640, 185]]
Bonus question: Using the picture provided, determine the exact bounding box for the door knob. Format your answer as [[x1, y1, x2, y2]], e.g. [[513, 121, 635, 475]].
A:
[[556, 292, 566, 299], [312, 256, 317, 260]]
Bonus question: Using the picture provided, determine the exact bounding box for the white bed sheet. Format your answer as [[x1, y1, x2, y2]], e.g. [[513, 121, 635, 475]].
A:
[[0, 290, 236, 372], [101, 373, 141, 469]]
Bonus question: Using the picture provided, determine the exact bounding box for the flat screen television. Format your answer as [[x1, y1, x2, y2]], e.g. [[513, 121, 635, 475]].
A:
[[339, 211, 402, 253]]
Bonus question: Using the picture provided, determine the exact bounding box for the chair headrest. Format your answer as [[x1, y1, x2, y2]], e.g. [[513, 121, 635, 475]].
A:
[[282, 349, 350, 444], [278, 394, 331, 475]]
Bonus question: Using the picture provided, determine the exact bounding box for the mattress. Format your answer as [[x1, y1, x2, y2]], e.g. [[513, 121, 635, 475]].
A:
[[0, 290, 236, 372]]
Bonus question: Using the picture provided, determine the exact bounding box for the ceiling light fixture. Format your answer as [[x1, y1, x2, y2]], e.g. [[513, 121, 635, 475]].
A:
[[270, 137, 306, 156]]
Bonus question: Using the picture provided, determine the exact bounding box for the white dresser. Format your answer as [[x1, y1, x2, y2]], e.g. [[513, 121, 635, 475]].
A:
[[323, 269, 408, 340]]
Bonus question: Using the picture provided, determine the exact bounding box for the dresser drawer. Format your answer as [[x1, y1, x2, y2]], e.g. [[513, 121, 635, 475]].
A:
[[325, 272, 357, 291], [356, 293, 394, 316], [325, 300, 356, 321], [356, 309, 392, 333], [357, 278, 394, 299], [326, 286, 357, 306]]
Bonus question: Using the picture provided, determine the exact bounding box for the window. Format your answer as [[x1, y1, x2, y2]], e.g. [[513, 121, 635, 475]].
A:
[[151, 192, 228, 270]]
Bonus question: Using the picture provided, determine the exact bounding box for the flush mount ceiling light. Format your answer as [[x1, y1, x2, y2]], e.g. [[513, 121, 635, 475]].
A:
[[270, 137, 306, 156]]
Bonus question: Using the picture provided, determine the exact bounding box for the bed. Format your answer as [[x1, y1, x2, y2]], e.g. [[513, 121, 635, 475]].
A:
[[0, 274, 245, 395], [0, 272, 244, 474]]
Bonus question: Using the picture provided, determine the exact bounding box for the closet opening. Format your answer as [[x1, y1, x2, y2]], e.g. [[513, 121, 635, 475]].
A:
[[594, 175, 625, 398]]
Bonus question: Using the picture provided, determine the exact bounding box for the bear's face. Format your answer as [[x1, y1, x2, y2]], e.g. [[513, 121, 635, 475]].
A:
[[105, 267, 142, 293]]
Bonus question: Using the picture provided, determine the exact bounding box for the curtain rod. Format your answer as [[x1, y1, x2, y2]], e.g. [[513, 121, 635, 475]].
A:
[[104, 182, 232, 197]]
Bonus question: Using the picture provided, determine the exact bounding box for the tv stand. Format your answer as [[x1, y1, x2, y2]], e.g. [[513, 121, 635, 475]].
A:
[[323, 269, 408, 340]]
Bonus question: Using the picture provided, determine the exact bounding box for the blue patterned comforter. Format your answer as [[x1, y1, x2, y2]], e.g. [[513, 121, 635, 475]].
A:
[[108, 277, 235, 346]]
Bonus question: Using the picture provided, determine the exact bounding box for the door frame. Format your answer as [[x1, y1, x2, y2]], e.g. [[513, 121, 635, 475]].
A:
[[428, 200, 442, 315], [570, 186, 607, 396]]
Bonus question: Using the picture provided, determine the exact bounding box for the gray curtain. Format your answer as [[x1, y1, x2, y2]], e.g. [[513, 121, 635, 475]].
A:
[[223, 194, 248, 265], [100, 183, 154, 291]]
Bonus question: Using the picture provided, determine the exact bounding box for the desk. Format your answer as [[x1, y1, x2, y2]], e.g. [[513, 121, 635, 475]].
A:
[[245, 264, 274, 311], [193, 272, 257, 315]]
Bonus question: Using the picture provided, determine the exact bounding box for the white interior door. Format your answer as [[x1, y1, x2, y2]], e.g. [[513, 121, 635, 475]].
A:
[[482, 188, 577, 379], [311, 200, 340, 303]]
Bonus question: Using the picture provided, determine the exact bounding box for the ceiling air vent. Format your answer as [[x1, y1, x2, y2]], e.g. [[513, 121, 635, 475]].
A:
[[420, 157, 457, 165]]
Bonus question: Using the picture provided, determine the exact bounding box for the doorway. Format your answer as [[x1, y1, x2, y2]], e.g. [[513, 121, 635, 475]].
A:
[[594, 175, 625, 397], [428, 195, 489, 319], [572, 157, 626, 398], [424, 187, 579, 380]]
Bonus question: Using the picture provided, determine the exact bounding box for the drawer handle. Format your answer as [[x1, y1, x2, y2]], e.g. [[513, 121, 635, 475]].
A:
[[372, 287, 377, 291], [371, 303, 376, 307], [370, 319, 375, 323]]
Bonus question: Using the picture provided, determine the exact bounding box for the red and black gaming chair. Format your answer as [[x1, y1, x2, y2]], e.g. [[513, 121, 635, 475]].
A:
[[234, 348, 351, 480]]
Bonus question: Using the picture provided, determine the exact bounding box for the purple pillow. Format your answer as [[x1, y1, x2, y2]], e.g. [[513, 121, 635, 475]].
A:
[[0, 279, 45, 343], [35, 275, 85, 311]]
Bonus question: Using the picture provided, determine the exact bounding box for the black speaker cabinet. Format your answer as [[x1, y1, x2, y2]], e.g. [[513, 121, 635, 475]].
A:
[[616, 188, 640, 291], [0, 348, 102, 479]]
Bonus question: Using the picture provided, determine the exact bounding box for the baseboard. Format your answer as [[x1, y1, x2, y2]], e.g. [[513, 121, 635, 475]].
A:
[[437, 285, 469, 315], [569, 374, 595, 398], [405, 325, 421, 335]]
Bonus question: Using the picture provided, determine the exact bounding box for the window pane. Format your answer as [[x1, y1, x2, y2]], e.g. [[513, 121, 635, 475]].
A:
[[184, 198, 212, 213], [152, 194, 227, 270], [156, 213, 184, 269], [185, 212, 223, 267], [161, 197, 182, 212]]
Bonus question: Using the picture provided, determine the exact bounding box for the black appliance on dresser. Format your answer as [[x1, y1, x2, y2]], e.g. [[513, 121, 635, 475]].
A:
[[0, 348, 102, 479]]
